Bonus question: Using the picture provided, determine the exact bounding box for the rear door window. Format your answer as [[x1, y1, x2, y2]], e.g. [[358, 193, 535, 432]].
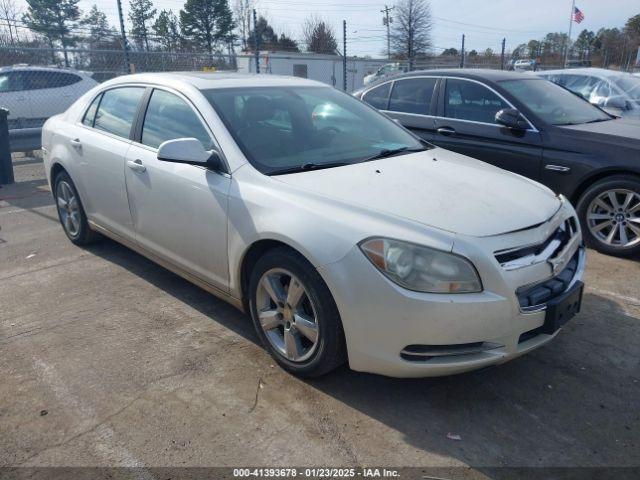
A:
[[94, 87, 145, 139], [444, 79, 509, 124], [362, 83, 391, 110], [388, 77, 437, 115]]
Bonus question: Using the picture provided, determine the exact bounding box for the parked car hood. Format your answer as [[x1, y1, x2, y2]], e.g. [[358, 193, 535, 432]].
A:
[[558, 118, 640, 145], [274, 148, 561, 237]]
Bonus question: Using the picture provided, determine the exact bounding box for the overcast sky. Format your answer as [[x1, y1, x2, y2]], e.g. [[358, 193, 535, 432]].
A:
[[14, 0, 640, 57]]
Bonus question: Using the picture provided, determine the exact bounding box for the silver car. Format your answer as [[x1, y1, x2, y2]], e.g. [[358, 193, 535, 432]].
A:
[[0, 65, 98, 129], [42, 73, 585, 378], [537, 68, 640, 119]]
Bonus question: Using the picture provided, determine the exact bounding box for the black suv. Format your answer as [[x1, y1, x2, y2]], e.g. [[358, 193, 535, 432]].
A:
[[354, 69, 640, 257]]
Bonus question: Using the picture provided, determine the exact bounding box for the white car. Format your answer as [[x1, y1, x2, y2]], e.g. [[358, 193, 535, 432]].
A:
[[42, 73, 585, 378], [512, 59, 535, 71], [0, 65, 98, 129]]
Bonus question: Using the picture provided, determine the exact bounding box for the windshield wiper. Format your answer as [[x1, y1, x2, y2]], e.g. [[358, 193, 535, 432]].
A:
[[268, 161, 352, 176], [359, 146, 427, 163]]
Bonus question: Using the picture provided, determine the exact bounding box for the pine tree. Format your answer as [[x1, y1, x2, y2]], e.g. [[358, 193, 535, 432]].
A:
[[180, 0, 235, 58], [153, 10, 181, 52], [23, 0, 81, 66], [128, 0, 156, 51], [81, 4, 111, 49]]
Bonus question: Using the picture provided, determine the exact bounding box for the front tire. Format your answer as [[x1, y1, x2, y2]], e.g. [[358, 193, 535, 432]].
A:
[[54, 171, 100, 246], [248, 247, 347, 377], [576, 175, 640, 257]]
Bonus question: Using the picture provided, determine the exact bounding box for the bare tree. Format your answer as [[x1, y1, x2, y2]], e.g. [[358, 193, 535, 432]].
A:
[[233, 0, 253, 51], [0, 0, 23, 44], [303, 15, 338, 54], [391, 0, 432, 69]]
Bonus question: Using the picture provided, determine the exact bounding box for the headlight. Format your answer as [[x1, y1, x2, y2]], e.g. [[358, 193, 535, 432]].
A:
[[359, 238, 482, 293]]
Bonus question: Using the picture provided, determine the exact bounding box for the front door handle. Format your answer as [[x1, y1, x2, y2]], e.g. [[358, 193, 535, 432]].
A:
[[437, 127, 456, 136], [70, 138, 82, 150], [127, 159, 146, 173]]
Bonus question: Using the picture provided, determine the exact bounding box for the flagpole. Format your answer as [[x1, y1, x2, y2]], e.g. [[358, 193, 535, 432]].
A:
[[563, 0, 576, 68]]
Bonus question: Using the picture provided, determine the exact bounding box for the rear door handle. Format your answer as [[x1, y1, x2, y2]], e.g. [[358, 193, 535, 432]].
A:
[[127, 159, 146, 173], [437, 127, 456, 136]]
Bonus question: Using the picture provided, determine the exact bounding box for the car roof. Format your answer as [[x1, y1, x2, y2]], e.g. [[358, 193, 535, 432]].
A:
[[537, 68, 632, 79], [368, 68, 536, 86], [104, 72, 329, 90], [0, 65, 88, 74]]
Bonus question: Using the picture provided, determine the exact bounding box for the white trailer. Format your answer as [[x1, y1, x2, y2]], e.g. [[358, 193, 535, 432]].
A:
[[236, 52, 387, 92]]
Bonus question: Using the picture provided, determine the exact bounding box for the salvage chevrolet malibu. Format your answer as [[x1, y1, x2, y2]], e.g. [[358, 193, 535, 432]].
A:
[[42, 73, 585, 378]]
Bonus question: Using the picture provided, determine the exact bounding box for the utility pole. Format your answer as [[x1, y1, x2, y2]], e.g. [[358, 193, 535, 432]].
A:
[[563, 0, 576, 68], [116, 0, 131, 74], [253, 9, 260, 73], [500, 38, 506, 70], [460, 34, 465, 68], [381, 5, 394, 60], [343, 20, 347, 91]]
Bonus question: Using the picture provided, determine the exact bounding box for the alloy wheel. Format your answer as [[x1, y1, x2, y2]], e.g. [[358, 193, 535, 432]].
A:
[[56, 180, 81, 238], [587, 189, 640, 248], [256, 268, 320, 362]]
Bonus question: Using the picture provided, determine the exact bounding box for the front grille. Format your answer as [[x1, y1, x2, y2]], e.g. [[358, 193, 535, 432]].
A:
[[516, 252, 579, 309], [495, 216, 578, 270]]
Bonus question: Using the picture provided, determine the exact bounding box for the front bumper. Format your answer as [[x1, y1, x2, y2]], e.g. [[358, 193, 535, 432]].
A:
[[318, 204, 585, 378]]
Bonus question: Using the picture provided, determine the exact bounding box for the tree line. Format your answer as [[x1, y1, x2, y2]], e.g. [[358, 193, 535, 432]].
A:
[[439, 14, 640, 70], [0, 0, 347, 66]]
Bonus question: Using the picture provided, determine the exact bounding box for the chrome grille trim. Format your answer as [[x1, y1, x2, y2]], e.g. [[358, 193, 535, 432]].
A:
[[495, 216, 579, 271]]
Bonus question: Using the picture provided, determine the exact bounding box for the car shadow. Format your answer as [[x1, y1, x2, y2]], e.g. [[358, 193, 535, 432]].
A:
[[81, 239, 640, 472], [85, 239, 260, 346]]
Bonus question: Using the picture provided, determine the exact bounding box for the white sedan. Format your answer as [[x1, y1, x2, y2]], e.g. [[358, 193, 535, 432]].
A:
[[42, 73, 585, 378]]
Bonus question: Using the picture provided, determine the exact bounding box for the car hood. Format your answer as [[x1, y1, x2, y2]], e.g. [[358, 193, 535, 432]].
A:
[[557, 118, 640, 145], [274, 148, 561, 237]]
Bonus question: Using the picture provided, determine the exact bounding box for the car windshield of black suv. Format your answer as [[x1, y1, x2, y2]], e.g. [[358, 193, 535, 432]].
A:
[[204, 86, 426, 175], [500, 78, 612, 126]]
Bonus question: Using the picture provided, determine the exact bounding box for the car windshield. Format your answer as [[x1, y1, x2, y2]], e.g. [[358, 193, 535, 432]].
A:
[[203, 86, 426, 175], [611, 75, 640, 101], [499, 78, 612, 126]]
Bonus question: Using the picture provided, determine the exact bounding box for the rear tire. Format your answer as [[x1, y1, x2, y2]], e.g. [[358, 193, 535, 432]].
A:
[[576, 175, 640, 257], [248, 247, 347, 377], [54, 171, 100, 246]]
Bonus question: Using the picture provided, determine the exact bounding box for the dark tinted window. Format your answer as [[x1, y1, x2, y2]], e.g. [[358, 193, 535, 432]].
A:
[[94, 87, 145, 138], [21, 71, 82, 90], [141, 89, 212, 149], [362, 83, 391, 109], [82, 93, 102, 127], [444, 79, 509, 124], [388, 78, 437, 114]]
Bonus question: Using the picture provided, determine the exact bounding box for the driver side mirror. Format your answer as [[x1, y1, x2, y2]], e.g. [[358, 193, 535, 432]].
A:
[[495, 108, 529, 130], [157, 138, 222, 171]]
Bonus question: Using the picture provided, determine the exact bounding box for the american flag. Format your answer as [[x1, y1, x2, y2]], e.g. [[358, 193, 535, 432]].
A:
[[573, 6, 585, 24]]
